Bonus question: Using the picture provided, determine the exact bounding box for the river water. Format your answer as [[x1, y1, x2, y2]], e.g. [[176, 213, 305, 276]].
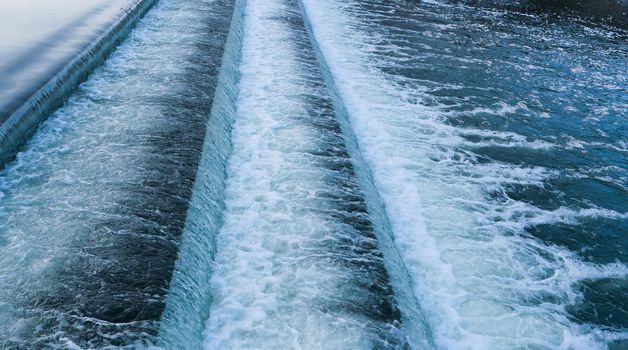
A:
[[0, 0, 625, 348], [0, 0, 134, 121]]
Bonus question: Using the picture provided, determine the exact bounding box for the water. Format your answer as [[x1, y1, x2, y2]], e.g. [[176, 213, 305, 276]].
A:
[[182, 0, 424, 347], [0, 0, 158, 167], [0, 0, 133, 120], [300, 0, 627, 348], [0, 0, 625, 348], [0, 0, 232, 346]]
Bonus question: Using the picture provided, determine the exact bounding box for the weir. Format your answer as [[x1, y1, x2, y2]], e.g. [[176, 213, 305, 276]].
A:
[[157, 0, 245, 346], [0, 0, 157, 167], [160, 0, 432, 348], [296, 0, 436, 347], [0, 0, 624, 348], [0, 0, 233, 347]]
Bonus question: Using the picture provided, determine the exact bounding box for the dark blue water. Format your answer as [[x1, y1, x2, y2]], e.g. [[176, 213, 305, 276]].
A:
[[300, 0, 627, 347], [0, 0, 625, 348], [360, 0, 627, 324]]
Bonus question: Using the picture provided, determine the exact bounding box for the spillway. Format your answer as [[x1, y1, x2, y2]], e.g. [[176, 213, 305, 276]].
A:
[[0, 0, 129, 119], [0, 0, 625, 348], [299, 0, 627, 348], [161, 0, 432, 348], [0, 0, 233, 347], [0, 0, 157, 166]]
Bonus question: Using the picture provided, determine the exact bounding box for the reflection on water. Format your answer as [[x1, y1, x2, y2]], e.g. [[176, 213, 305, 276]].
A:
[[0, 0, 133, 121]]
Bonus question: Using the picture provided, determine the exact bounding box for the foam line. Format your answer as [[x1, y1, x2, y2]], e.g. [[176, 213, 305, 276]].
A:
[[296, 0, 436, 348]]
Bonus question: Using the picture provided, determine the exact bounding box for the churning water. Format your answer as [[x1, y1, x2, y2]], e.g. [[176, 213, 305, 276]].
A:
[[299, 0, 627, 348], [0, 0, 232, 346], [0, 0, 625, 348]]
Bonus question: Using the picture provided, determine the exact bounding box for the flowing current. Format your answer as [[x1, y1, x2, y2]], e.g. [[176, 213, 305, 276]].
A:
[[0, 0, 626, 349], [298, 0, 627, 348], [0, 0, 233, 346]]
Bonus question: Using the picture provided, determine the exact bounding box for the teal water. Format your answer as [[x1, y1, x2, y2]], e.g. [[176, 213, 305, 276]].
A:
[[0, 0, 232, 346], [0, 0, 625, 348], [299, 0, 627, 347]]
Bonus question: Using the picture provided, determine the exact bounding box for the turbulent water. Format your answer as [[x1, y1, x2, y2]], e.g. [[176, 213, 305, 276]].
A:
[[0, 0, 232, 346], [298, 0, 627, 348], [0, 0, 625, 349]]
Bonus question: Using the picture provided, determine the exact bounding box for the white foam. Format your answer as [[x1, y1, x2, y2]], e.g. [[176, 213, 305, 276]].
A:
[[299, 0, 627, 348], [202, 0, 396, 348], [0, 0, 221, 344]]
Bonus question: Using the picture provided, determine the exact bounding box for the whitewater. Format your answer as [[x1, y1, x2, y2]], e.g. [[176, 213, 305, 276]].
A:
[[0, 0, 625, 348]]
